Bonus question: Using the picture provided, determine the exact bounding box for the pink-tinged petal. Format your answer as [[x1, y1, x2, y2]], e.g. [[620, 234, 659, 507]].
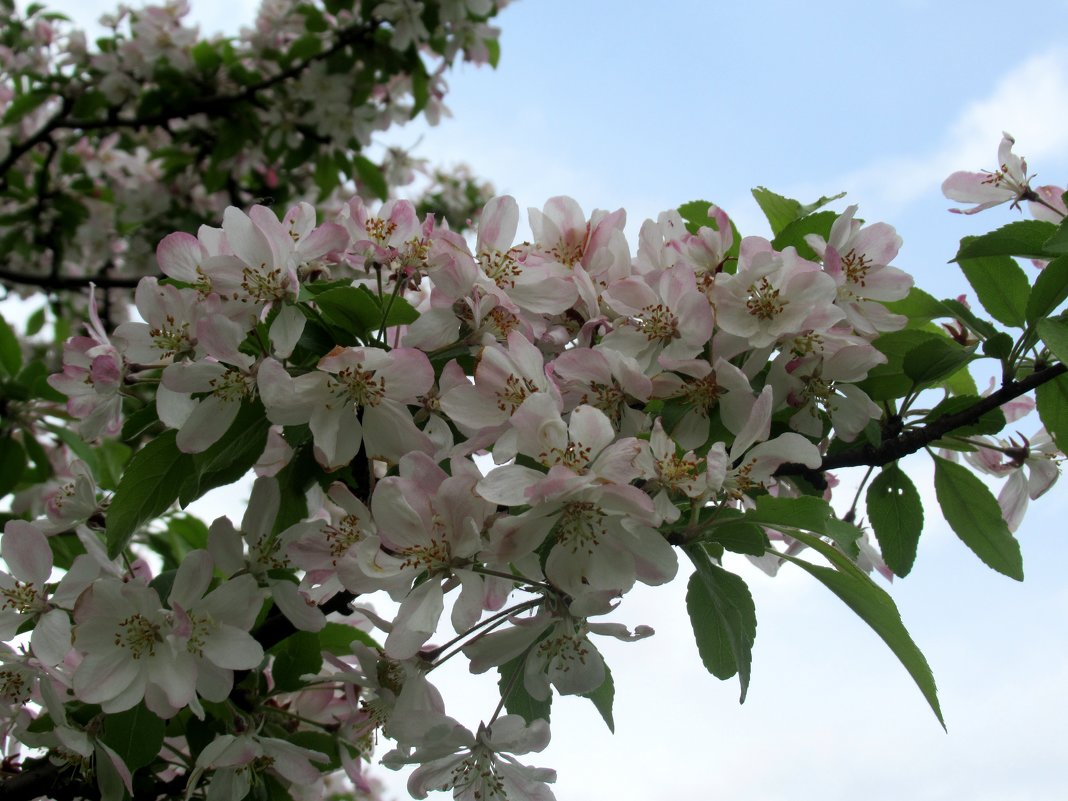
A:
[[309, 405, 362, 469], [156, 384, 195, 429], [1027, 459, 1059, 499], [384, 579, 443, 660], [152, 646, 198, 709], [268, 579, 325, 632], [32, 608, 72, 667], [478, 195, 520, 253], [463, 619, 549, 674], [95, 740, 135, 795], [170, 549, 213, 610], [161, 360, 226, 393], [1, 520, 52, 585], [176, 395, 240, 453], [208, 518, 245, 576], [199, 575, 266, 631], [73, 649, 141, 705], [730, 386, 773, 458], [477, 465, 543, 506], [157, 232, 206, 282], [450, 570, 485, 634], [998, 471, 1029, 533], [379, 348, 434, 401], [224, 206, 276, 272], [197, 315, 254, 368], [268, 304, 305, 359], [202, 625, 264, 670], [261, 738, 329, 783], [363, 401, 434, 463]]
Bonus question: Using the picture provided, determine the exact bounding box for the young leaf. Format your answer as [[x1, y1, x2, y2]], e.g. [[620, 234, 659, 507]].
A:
[[0, 315, 22, 376], [684, 546, 756, 702], [932, 455, 1023, 580], [581, 665, 615, 733], [498, 650, 552, 724], [956, 255, 1030, 328], [865, 464, 923, 577], [0, 439, 27, 498], [106, 432, 194, 559], [271, 631, 324, 692], [179, 401, 272, 505], [954, 220, 1058, 261], [1043, 217, 1068, 254], [1036, 315, 1068, 365], [1036, 372, 1068, 454], [751, 187, 801, 236], [902, 338, 971, 386], [99, 702, 166, 772], [1025, 255, 1068, 325], [777, 534, 944, 729], [355, 156, 388, 201]]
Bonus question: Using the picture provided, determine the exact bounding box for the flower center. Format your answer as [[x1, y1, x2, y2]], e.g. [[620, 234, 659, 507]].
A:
[[495, 374, 539, 414], [149, 314, 193, 358], [555, 501, 606, 554], [330, 365, 385, 408], [1, 582, 42, 614], [209, 368, 257, 402], [840, 249, 872, 287], [114, 613, 164, 659], [240, 263, 290, 303], [745, 277, 785, 320], [638, 303, 680, 343]]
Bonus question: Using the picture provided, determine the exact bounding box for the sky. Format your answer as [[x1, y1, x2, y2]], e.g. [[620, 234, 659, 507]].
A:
[[18, 1, 1068, 800]]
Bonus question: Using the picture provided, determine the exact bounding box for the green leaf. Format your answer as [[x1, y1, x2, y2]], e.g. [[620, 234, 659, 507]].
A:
[[288, 732, 337, 769], [1043, 217, 1068, 255], [100, 702, 166, 772], [882, 286, 950, 324], [983, 331, 1015, 360], [683, 546, 756, 702], [485, 37, 501, 68], [956, 255, 1030, 328], [1025, 255, 1068, 325], [354, 155, 388, 201], [106, 432, 193, 559], [313, 285, 383, 338], [271, 631, 323, 692], [902, 337, 971, 386], [751, 187, 844, 237], [771, 210, 837, 261], [747, 494, 835, 535], [859, 329, 952, 400], [865, 464, 923, 577], [0, 315, 22, 376], [498, 650, 552, 724], [581, 664, 615, 733], [0, 439, 27, 498], [777, 532, 943, 728], [923, 395, 1006, 437], [380, 294, 420, 328], [1036, 372, 1068, 454], [1, 90, 50, 125], [318, 621, 380, 654], [94, 743, 127, 801], [287, 33, 323, 61], [704, 519, 768, 556], [190, 40, 222, 73], [954, 220, 1059, 261], [938, 297, 999, 341], [932, 455, 1023, 580], [178, 401, 271, 506], [1037, 315, 1068, 365]]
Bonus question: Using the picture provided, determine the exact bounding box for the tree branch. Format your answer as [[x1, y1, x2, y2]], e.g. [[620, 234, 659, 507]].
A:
[[0, 268, 146, 291], [777, 363, 1067, 482]]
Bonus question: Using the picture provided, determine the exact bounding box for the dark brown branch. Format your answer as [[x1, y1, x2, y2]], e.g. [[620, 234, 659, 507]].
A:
[[0, 268, 147, 291], [778, 362, 1068, 482]]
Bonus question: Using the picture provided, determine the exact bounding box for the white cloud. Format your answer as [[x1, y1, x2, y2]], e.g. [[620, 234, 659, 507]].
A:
[[835, 46, 1068, 214]]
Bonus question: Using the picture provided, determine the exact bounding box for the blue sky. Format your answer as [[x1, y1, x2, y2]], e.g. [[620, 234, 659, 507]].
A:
[[29, 1, 1068, 799]]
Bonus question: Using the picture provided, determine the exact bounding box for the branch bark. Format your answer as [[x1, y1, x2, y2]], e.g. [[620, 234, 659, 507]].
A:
[[777, 362, 1067, 482]]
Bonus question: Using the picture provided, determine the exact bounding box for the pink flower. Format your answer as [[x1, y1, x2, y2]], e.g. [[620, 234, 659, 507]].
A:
[[942, 132, 1036, 215]]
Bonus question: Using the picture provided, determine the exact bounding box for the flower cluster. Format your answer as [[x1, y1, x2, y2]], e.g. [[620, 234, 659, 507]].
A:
[[0, 132, 1065, 801]]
